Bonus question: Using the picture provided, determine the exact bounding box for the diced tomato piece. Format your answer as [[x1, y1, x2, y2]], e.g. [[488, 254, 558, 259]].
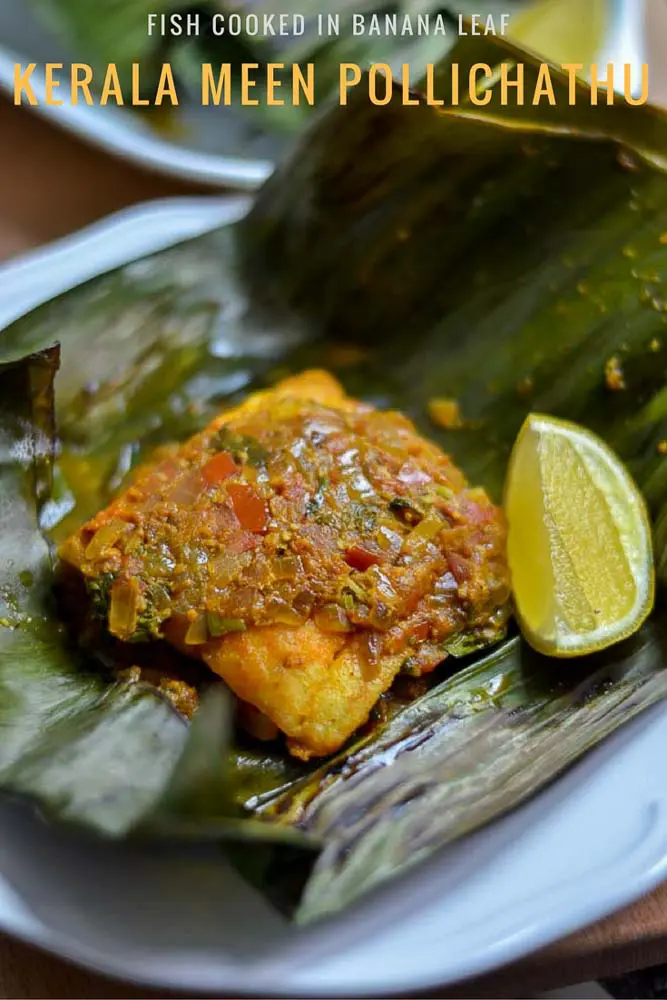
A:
[[202, 451, 237, 485], [447, 553, 469, 584], [225, 531, 262, 554], [344, 544, 381, 571], [410, 622, 430, 644], [460, 496, 495, 525], [228, 481, 267, 532]]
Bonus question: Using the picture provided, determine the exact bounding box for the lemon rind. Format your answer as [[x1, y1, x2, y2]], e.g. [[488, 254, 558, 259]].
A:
[[505, 413, 655, 660]]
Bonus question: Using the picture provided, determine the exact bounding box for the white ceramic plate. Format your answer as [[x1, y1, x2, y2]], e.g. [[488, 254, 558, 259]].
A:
[[0, 1, 274, 189], [0, 0, 647, 190], [1, 197, 667, 996]]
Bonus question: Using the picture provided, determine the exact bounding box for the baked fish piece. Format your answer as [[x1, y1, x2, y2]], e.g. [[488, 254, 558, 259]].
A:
[[59, 370, 510, 759]]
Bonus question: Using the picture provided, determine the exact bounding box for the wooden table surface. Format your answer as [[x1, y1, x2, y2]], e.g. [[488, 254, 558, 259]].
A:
[[2, 9, 667, 991]]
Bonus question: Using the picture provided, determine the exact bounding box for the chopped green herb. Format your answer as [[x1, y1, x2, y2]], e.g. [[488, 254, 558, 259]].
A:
[[212, 429, 267, 467], [344, 577, 368, 602], [443, 631, 500, 658], [86, 573, 167, 642], [207, 613, 247, 637], [85, 572, 116, 619], [341, 592, 355, 612], [133, 582, 171, 640]]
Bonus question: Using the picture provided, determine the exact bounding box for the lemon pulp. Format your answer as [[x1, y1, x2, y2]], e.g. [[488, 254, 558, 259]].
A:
[[504, 414, 654, 657]]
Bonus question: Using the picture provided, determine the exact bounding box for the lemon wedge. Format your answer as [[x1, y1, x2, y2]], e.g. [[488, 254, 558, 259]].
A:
[[504, 413, 654, 657]]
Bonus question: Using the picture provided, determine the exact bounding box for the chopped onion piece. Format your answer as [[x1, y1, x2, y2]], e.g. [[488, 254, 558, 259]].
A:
[[168, 470, 204, 505], [314, 604, 352, 633], [293, 590, 315, 617], [265, 599, 306, 627], [184, 614, 209, 645], [271, 555, 302, 580], [404, 513, 443, 551], [398, 462, 431, 486], [84, 520, 133, 560], [367, 564, 397, 600], [210, 551, 251, 587], [108, 577, 139, 640], [376, 524, 402, 554], [244, 554, 272, 587], [369, 602, 395, 630]]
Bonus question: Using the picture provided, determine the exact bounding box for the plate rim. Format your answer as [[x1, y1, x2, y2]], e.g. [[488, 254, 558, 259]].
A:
[[0, 45, 272, 190]]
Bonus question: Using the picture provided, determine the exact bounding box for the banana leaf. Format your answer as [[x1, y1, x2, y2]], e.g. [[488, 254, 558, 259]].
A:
[[4, 30, 667, 923]]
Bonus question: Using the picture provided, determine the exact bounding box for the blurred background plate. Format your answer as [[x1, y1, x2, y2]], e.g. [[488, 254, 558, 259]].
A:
[[0, 1, 273, 189], [0, 0, 646, 191]]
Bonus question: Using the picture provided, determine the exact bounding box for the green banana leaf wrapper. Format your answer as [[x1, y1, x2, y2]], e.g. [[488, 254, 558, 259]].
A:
[[4, 33, 667, 923]]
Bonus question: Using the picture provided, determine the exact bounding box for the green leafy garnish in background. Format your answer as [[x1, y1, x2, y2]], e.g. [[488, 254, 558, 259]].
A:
[[4, 31, 667, 920]]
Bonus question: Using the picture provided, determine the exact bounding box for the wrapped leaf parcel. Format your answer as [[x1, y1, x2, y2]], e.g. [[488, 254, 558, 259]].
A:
[[4, 32, 667, 921]]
